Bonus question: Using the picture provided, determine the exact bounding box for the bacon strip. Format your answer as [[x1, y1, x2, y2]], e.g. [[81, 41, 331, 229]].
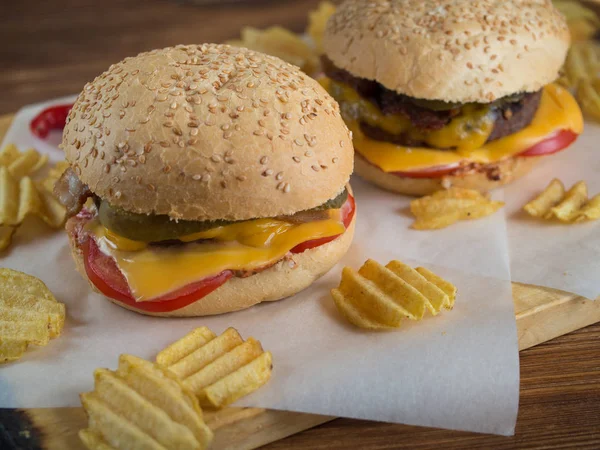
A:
[[54, 167, 92, 218]]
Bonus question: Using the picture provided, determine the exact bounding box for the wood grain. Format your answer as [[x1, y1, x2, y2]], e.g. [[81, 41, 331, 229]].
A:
[[0, 0, 325, 115], [2, 0, 600, 447]]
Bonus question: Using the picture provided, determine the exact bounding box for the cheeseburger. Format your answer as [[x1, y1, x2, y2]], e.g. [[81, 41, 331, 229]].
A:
[[57, 44, 355, 316], [321, 0, 583, 195]]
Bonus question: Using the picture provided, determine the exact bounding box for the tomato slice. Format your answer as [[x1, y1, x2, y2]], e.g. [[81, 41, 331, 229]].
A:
[[290, 193, 355, 253], [518, 129, 578, 157], [81, 194, 355, 312], [82, 238, 233, 313], [389, 129, 579, 178]]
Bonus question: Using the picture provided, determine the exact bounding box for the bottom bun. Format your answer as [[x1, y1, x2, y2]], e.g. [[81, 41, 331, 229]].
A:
[[69, 214, 355, 317], [354, 153, 543, 196]]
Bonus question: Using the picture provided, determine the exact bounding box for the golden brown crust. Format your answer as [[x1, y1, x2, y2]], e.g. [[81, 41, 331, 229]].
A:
[[324, 0, 569, 103], [68, 214, 356, 317], [354, 153, 542, 195], [62, 44, 353, 221]]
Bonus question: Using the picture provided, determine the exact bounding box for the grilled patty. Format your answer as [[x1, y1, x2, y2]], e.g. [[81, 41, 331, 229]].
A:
[[322, 56, 542, 148]]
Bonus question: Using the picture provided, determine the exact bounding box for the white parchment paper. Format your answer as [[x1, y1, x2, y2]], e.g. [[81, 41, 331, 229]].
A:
[[0, 99, 519, 436], [502, 122, 600, 299]]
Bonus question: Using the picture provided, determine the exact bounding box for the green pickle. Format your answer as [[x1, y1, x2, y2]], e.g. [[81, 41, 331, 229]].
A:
[[98, 188, 349, 242], [98, 201, 233, 242]]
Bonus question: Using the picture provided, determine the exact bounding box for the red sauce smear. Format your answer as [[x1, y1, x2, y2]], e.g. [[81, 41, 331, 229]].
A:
[[30, 104, 73, 139]]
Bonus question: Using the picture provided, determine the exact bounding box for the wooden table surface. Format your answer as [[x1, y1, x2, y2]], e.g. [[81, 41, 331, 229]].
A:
[[3, 1, 600, 449]]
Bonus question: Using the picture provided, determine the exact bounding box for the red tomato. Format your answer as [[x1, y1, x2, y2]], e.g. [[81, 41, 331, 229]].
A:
[[82, 238, 233, 313], [81, 194, 355, 312], [517, 130, 578, 157], [290, 193, 355, 254]]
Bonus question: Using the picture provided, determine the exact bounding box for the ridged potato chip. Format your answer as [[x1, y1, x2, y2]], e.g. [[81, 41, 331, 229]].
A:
[[0, 147, 67, 251], [0, 226, 16, 251], [156, 327, 273, 408], [0, 144, 48, 178], [551, 0, 600, 123], [559, 40, 600, 121], [0, 167, 66, 228], [410, 187, 504, 230], [0, 268, 65, 363], [80, 354, 213, 450], [0, 144, 19, 167], [577, 77, 600, 122], [226, 26, 319, 75], [331, 259, 455, 330], [524, 179, 600, 223], [553, 0, 599, 42], [307, 1, 336, 55]]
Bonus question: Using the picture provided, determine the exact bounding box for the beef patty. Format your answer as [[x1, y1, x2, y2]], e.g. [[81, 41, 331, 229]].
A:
[[322, 56, 542, 148]]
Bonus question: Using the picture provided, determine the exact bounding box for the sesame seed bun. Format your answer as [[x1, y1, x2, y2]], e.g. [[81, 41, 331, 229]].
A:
[[62, 44, 353, 221], [68, 211, 356, 317], [323, 0, 570, 103], [354, 153, 542, 195]]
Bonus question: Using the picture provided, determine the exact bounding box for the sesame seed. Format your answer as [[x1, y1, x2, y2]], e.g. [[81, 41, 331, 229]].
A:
[[311, 165, 320, 172]]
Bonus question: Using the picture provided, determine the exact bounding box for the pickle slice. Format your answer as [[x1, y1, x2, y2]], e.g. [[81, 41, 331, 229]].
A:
[[97, 188, 349, 242], [98, 202, 233, 242]]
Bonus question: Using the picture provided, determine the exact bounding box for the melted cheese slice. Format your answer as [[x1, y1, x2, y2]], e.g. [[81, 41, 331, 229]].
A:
[[323, 79, 583, 173], [92, 216, 345, 301]]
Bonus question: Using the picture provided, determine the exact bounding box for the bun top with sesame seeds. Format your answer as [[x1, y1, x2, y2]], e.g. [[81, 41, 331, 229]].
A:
[[61, 44, 354, 221], [323, 0, 569, 103]]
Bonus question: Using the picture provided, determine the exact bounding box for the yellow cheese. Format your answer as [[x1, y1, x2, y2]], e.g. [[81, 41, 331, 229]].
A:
[[92, 216, 346, 301], [323, 79, 583, 173], [328, 80, 495, 152]]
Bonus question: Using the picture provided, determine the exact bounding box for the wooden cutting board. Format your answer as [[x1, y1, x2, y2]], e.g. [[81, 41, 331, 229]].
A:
[[1, 112, 599, 450]]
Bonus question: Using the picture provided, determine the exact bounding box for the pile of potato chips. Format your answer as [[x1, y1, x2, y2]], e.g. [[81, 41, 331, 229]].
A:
[[524, 179, 600, 222], [410, 187, 505, 230], [157, 327, 273, 409], [554, 0, 600, 121], [0, 144, 68, 251], [0, 268, 66, 363], [331, 259, 456, 330], [80, 354, 214, 450], [79, 326, 273, 449], [226, 1, 335, 75]]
